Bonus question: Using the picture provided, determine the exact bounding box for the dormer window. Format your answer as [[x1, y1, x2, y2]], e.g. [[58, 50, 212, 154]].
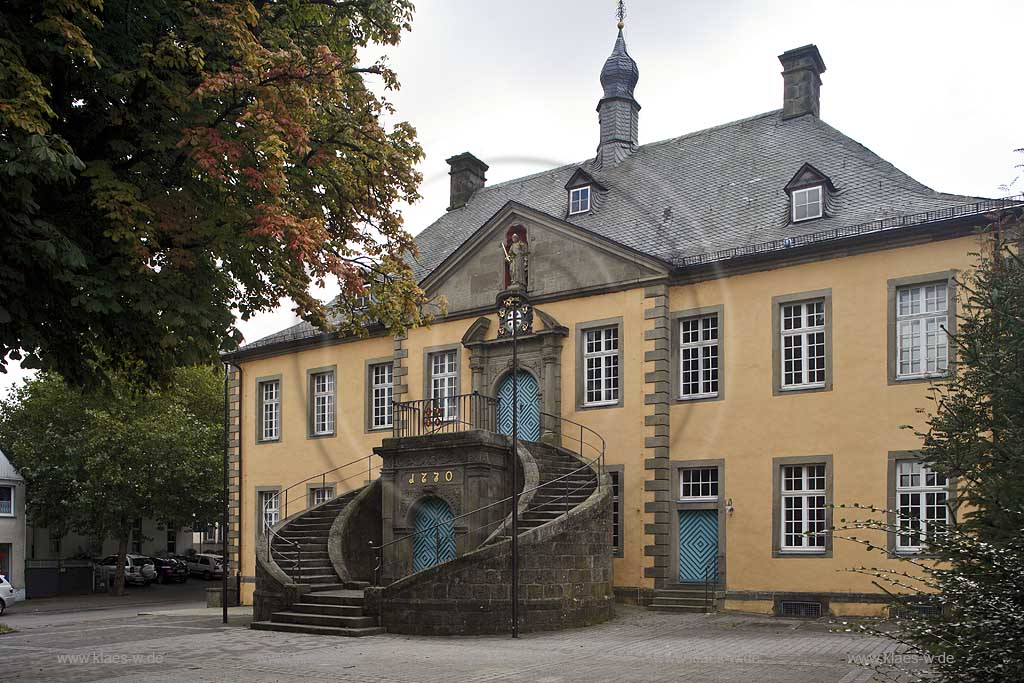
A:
[[784, 163, 835, 224], [791, 186, 823, 222], [569, 185, 591, 215]]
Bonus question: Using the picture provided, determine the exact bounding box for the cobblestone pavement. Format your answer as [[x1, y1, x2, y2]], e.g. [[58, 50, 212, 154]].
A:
[[0, 605, 904, 682]]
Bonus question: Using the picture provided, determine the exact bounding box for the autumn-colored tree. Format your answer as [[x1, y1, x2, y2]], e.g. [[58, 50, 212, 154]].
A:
[[0, 0, 425, 386]]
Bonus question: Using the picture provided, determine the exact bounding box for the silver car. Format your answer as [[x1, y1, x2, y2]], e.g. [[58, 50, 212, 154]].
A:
[[0, 574, 17, 615]]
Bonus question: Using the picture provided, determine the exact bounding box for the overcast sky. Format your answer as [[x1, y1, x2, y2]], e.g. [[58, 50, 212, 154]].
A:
[[2, 0, 1021, 394]]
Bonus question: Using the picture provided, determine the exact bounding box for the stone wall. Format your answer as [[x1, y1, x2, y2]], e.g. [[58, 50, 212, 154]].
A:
[[252, 530, 309, 622], [365, 468, 614, 636], [330, 479, 382, 584]]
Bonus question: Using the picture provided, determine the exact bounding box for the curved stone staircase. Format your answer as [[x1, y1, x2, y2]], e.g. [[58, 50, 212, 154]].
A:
[[252, 489, 382, 636], [253, 434, 612, 637], [519, 442, 598, 532]]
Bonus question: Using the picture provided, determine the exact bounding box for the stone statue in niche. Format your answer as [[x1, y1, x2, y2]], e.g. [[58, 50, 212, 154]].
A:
[[503, 227, 529, 289]]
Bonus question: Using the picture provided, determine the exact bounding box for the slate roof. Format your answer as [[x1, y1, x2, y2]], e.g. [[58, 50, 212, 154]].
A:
[[239, 109, 990, 354], [411, 110, 980, 281]]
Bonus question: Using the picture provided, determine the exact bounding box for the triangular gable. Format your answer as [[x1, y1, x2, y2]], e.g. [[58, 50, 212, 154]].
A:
[[784, 162, 836, 192], [421, 201, 669, 314], [564, 168, 607, 191]]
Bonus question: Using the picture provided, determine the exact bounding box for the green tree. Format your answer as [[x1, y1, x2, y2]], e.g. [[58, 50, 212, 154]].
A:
[[0, 366, 224, 594], [834, 211, 1024, 682], [0, 0, 425, 387]]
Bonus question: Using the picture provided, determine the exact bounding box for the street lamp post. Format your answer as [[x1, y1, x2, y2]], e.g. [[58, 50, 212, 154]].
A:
[[510, 305, 519, 639]]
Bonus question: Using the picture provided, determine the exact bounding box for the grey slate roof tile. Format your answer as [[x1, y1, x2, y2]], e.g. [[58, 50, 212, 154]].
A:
[[241, 110, 985, 352]]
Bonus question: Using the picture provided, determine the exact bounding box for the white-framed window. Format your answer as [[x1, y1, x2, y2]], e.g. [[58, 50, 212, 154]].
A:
[[202, 523, 220, 544], [0, 485, 13, 516], [311, 370, 335, 435], [679, 467, 719, 501], [584, 326, 620, 406], [259, 380, 280, 441], [679, 314, 719, 399], [791, 186, 823, 222], [311, 487, 333, 506], [260, 491, 280, 530], [430, 350, 459, 421], [569, 185, 591, 215], [371, 362, 394, 429], [896, 461, 950, 553], [780, 300, 826, 389], [896, 283, 949, 379], [781, 464, 828, 552]]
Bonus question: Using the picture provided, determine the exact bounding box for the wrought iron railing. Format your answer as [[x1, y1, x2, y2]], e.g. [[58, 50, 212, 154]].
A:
[[392, 392, 498, 438]]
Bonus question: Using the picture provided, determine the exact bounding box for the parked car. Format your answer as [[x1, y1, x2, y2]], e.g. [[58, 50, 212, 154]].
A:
[[186, 554, 223, 580], [96, 554, 157, 586], [150, 557, 188, 584], [0, 574, 17, 615]]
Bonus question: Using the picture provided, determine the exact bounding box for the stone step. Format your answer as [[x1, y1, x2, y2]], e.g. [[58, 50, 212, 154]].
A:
[[270, 611, 379, 629], [251, 621, 383, 637], [345, 581, 371, 590], [651, 596, 709, 607], [277, 534, 329, 543], [655, 589, 724, 599], [304, 590, 365, 606], [274, 550, 330, 560], [290, 602, 366, 617], [302, 574, 343, 583], [648, 604, 709, 614]]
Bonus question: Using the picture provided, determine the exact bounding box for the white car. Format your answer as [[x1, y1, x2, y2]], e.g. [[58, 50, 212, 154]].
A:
[[97, 554, 157, 586], [0, 574, 18, 615], [186, 554, 224, 580]]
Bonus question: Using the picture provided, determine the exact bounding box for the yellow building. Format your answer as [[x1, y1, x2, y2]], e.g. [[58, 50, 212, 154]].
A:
[[225, 37, 1014, 620]]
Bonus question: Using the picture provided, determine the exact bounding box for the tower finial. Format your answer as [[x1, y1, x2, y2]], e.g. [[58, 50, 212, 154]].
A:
[[616, 0, 625, 29]]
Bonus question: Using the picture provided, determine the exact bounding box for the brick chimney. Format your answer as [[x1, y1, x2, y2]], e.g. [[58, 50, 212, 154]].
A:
[[778, 45, 826, 120], [446, 152, 488, 211]]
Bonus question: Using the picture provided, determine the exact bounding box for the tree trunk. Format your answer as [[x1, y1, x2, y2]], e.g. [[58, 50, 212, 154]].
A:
[[113, 534, 129, 596]]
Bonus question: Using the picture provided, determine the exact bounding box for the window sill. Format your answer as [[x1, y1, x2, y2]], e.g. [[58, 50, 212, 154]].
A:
[[775, 382, 830, 396], [256, 438, 281, 445], [678, 497, 718, 503], [308, 432, 336, 440], [676, 393, 720, 403], [893, 372, 949, 384], [775, 549, 829, 558], [579, 400, 622, 411]]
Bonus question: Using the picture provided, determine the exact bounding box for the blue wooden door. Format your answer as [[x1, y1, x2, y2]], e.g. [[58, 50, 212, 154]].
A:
[[678, 509, 718, 583], [412, 497, 456, 573], [497, 371, 541, 441]]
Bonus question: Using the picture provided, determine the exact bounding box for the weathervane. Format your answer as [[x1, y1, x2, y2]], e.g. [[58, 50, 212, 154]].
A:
[[616, 0, 625, 29]]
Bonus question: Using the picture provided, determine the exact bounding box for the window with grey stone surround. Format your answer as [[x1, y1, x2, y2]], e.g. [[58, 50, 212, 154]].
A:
[[772, 290, 833, 395], [575, 318, 624, 410], [423, 345, 461, 422], [670, 305, 724, 402], [771, 455, 833, 557], [255, 375, 282, 443], [306, 365, 336, 438], [886, 452, 955, 556], [366, 359, 394, 431], [887, 271, 957, 385]]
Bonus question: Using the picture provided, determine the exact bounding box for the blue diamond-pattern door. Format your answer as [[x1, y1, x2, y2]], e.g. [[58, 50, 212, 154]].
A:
[[412, 497, 456, 573], [678, 509, 719, 583], [497, 370, 541, 442]]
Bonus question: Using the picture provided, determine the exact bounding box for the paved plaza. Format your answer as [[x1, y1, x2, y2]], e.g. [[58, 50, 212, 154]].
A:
[[0, 603, 912, 682]]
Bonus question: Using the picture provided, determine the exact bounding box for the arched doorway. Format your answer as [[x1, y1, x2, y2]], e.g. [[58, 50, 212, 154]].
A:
[[412, 497, 456, 572], [497, 370, 541, 441]]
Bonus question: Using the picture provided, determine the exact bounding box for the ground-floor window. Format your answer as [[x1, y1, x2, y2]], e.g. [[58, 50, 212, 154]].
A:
[[895, 460, 950, 552], [310, 487, 334, 507], [260, 491, 280, 529], [166, 528, 177, 554], [775, 460, 830, 554]]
